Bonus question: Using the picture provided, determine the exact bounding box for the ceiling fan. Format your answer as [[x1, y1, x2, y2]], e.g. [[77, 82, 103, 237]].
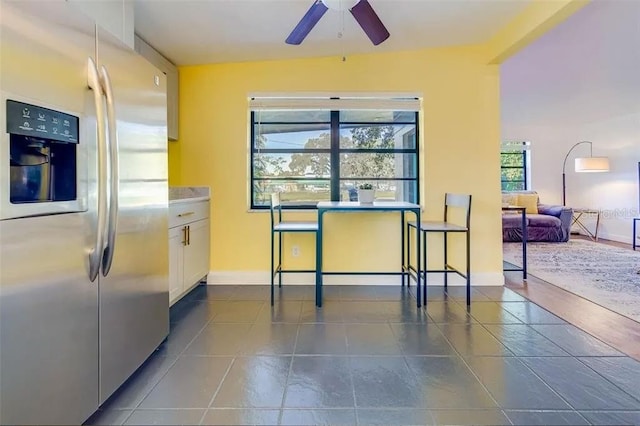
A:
[[286, 0, 390, 46]]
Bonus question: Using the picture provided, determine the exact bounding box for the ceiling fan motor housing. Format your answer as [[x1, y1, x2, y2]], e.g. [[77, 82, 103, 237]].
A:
[[322, 0, 360, 11]]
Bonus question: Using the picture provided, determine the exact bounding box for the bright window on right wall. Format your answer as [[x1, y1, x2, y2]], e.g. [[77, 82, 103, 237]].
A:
[[501, 141, 531, 191]]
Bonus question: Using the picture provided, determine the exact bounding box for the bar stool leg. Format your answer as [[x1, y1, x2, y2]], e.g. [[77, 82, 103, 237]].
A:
[[466, 230, 471, 306], [405, 223, 411, 287], [270, 230, 275, 306], [401, 212, 405, 287], [443, 232, 448, 290], [422, 230, 427, 304], [278, 233, 283, 288]]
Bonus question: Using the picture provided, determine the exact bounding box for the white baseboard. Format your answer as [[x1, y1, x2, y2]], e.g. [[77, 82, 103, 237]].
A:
[[595, 231, 633, 245], [572, 230, 632, 245], [206, 271, 505, 286]]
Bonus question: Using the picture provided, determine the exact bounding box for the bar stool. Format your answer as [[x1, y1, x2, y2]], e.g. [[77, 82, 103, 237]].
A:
[[407, 193, 472, 306], [270, 192, 318, 306]]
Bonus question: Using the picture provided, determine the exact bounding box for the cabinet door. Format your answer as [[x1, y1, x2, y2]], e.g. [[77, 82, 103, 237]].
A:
[[166, 67, 179, 140], [169, 226, 186, 305], [183, 219, 210, 289], [134, 35, 179, 140]]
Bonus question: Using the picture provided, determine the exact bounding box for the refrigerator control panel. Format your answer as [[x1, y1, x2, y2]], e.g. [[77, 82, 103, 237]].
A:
[[6, 99, 79, 144]]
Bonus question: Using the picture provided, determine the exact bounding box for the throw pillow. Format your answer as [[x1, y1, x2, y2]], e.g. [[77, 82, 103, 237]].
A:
[[516, 194, 539, 214], [501, 193, 518, 207]]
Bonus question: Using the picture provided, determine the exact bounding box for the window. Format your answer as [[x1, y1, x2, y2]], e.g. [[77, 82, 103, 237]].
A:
[[501, 141, 531, 191], [250, 97, 420, 209]]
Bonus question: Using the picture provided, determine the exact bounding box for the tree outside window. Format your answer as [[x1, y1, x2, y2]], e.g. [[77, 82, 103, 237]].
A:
[[501, 142, 530, 191], [250, 108, 419, 209]]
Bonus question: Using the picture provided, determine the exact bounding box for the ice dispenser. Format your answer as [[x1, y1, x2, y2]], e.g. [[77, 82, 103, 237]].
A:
[[2, 99, 84, 220]]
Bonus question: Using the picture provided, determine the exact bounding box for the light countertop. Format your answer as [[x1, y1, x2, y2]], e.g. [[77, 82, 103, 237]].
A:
[[169, 186, 210, 205]]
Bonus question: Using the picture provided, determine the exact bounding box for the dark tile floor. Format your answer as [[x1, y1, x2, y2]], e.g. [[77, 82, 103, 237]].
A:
[[86, 285, 640, 425]]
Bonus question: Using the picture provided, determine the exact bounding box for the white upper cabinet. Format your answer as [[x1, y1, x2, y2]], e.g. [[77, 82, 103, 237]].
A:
[[68, 0, 135, 49], [68, 0, 179, 141], [134, 35, 179, 141]]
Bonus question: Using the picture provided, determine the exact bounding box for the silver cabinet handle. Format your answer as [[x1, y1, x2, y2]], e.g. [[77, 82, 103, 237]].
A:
[[187, 225, 190, 245], [178, 211, 195, 217], [87, 57, 108, 283], [100, 65, 119, 277], [182, 226, 187, 246]]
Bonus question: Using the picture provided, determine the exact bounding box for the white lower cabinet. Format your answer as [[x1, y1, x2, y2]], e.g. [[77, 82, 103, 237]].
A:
[[168, 226, 185, 304], [183, 219, 210, 289], [168, 201, 210, 306]]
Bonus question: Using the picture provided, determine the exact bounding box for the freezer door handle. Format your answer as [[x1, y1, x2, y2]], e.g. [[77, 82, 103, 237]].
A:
[[87, 57, 108, 282], [100, 65, 120, 277]]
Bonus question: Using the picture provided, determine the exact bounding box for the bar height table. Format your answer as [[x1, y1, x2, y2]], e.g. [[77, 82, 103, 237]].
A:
[[315, 201, 422, 308], [502, 206, 528, 279]]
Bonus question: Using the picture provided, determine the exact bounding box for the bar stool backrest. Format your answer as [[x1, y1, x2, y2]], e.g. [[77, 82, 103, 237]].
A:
[[270, 192, 283, 228], [444, 193, 472, 229]]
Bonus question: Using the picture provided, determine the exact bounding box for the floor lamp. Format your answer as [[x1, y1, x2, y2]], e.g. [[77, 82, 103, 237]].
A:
[[561, 141, 610, 206]]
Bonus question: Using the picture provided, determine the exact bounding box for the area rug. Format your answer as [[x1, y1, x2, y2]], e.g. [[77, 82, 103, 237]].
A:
[[503, 240, 640, 323]]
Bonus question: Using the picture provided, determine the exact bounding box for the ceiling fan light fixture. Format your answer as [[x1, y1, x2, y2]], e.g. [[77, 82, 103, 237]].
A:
[[322, 0, 359, 11]]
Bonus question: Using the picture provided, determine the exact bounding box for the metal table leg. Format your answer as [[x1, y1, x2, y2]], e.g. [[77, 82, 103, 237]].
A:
[[522, 208, 527, 279], [316, 209, 324, 307]]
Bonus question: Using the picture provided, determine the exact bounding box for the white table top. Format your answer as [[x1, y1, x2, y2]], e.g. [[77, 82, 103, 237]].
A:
[[317, 201, 421, 210]]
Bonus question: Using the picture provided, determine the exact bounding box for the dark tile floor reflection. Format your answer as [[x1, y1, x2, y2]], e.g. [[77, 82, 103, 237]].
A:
[[86, 285, 640, 425]]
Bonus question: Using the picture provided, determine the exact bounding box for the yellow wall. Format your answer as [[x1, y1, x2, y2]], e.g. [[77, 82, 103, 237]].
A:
[[172, 44, 504, 279], [167, 141, 181, 186]]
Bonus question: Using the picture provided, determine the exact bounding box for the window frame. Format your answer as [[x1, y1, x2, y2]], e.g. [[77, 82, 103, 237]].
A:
[[500, 150, 529, 191], [250, 110, 420, 209]]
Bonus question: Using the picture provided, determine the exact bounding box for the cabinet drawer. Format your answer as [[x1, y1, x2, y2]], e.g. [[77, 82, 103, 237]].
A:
[[169, 200, 209, 228]]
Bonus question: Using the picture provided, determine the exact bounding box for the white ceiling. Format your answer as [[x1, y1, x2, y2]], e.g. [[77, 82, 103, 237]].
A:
[[134, 0, 532, 66]]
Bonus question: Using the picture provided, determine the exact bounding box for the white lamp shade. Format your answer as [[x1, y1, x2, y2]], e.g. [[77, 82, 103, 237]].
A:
[[575, 157, 610, 172]]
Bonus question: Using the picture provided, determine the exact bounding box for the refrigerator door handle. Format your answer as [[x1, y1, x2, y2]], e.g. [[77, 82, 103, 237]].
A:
[[100, 65, 119, 277], [87, 57, 109, 283]]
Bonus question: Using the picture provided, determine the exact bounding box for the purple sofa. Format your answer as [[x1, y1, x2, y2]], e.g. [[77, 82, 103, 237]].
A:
[[502, 203, 573, 242]]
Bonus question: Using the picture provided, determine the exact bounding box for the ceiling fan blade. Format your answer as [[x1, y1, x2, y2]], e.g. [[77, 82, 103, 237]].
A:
[[286, 0, 329, 45], [350, 0, 389, 45]]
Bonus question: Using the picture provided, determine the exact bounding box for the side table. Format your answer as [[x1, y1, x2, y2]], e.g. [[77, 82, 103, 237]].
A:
[[571, 208, 601, 241]]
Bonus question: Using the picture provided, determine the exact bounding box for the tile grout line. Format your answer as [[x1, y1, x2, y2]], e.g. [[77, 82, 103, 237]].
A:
[[345, 317, 360, 425], [427, 319, 508, 421], [348, 355, 359, 425], [137, 311, 216, 397], [196, 295, 275, 424], [573, 356, 640, 405], [474, 317, 587, 415], [111, 304, 219, 425], [474, 314, 594, 418], [140, 300, 223, 409], [278, 314, 302, 424], [479, 321, 571, 357], [198, 357, 237, 425]]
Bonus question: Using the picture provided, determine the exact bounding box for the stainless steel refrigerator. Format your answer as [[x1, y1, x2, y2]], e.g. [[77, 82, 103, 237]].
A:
[[0, 1, 169, 424]]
